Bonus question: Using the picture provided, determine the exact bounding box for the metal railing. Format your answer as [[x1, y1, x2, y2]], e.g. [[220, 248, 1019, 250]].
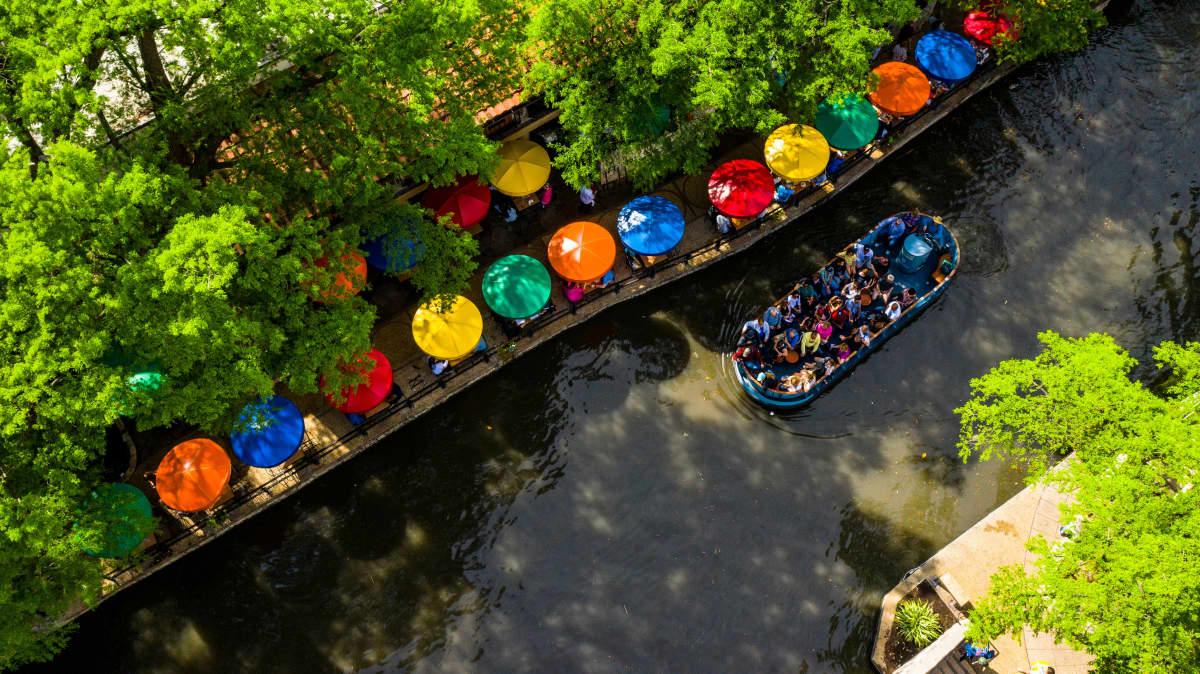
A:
[[103, 52, 998, 584]]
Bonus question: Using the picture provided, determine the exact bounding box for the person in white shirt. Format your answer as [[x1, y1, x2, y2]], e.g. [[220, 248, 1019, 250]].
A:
[[716, 213, 733, 234], [579, 185, 595, 212], [892, 43, 908, 62]]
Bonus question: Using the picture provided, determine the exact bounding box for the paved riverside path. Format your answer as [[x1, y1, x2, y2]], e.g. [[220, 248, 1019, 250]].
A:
[[84, 53, 1024, 618], [872, 476, 1094, 674]]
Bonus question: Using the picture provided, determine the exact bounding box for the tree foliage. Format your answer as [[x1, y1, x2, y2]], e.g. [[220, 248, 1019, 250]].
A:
[[948, 0, 1106, 65], [525, 0, 920, 189], [958, 332, 1200, 673]]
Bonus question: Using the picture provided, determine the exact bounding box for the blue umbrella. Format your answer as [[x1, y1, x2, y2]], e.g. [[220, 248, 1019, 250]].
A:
[[915, 31, 977, 84], [364, 234, 422, 273], [230, 396, 305, 468], [616, 196, 686, 256]]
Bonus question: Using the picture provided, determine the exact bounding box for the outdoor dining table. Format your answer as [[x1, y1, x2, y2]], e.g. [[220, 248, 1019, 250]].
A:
[[814, 94, 880, 151], [617, 195, 686, 260], [412, 295, 485, 361], [708, 159, 775, 218], [764, 124, 830, 183]]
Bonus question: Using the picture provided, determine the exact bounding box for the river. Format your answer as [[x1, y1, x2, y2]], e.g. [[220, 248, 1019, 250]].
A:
[[35, 2, 1199, 672]]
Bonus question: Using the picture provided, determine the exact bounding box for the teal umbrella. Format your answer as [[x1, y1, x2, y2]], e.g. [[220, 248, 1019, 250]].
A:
[[79, 483, 154, 558], [482, 255, 552, 319], [814, 94, 880, 151]]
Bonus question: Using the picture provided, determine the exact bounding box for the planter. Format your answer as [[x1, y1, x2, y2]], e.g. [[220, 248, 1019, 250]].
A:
[[881, 580, 961, 673]]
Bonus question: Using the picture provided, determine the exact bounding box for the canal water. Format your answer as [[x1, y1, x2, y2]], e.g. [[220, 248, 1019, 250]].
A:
[[38, 2, 1199, 672]]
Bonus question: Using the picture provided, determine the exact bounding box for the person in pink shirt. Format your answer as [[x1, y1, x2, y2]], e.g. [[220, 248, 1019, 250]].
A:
[[540, 183, 554, 209]]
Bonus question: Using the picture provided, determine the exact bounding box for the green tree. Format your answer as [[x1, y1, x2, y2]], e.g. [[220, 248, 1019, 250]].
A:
[[948, 0, 1105, 64], [525, 0, 919, 189], [958, 332, 1200, 673]]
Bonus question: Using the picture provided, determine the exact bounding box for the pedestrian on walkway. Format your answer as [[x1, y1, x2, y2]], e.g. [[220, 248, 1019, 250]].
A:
[[540, 183, 554, 209], [579, 185, 595, 212]]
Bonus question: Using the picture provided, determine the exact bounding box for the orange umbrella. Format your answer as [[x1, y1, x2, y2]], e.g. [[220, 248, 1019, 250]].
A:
[[156, 439, 232, 512], [311, 250, 367, 302], [869, 62, 931, 118], [547, 222, 617, 283]]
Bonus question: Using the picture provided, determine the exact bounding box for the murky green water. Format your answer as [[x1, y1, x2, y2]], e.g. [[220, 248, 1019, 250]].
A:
[[36, 2, 1200, 672]]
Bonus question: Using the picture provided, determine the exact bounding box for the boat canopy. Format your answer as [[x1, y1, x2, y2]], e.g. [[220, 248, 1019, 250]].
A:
[[869, 62, 931, 117], [617, 195, 686, 256], [707, 159, 775, 218], [230, 395, 305, 468], [156, 438, 232, 512], [482, 254, 552, 319], [412, 296, 484, 360], [916, 30, 978, 84], [547, 221, 617, 283], [764, 124, 830, 182], [491, 140, 551, 197]]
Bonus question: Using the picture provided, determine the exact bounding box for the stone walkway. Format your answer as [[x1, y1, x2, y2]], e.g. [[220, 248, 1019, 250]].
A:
[[78, 52, 1024, 621], [872, 477, 1093, 674]]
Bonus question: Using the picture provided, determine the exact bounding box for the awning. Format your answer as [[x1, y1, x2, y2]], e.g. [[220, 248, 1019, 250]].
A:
[[763, 124, 830, 182], [547, 221, 617, 283], [491, 140, 551, 197], [707, 159, 775, 218], [617, 195, 686, 256], [814, 94, 880, 151], [156, 438, 232, 512], [421, 176, 492, 228], [80, 483, 153, 558], [482, 255, 552, 320], [230, 396, 305, 468], [916, 30, 978, 84], [869, 62, 932, 117], [311, 250, 367, 301], [322, 348, 393, 414], [412, 296, 484, 360], [963, 10, 1015, 46]]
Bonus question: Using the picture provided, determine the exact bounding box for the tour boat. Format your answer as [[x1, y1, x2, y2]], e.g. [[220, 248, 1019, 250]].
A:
[[733, 212, 959, 409]]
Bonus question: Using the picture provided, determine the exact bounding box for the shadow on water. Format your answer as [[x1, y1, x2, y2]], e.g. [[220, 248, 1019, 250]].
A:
[[31, 2, 1200, 672]]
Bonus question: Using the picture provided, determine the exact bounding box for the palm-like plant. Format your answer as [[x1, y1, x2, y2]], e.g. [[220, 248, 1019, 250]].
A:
[[895, 599, 943, 647]]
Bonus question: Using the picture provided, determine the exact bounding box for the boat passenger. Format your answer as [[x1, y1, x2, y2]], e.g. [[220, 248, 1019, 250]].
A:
[[732, 343, 763, 371], [790, 369, 815, 393], [878, 274, 896, 302], [854, 243, 874, 270], [815, 318, 834, 342], [836, 340, 853, 362], [838, 248, 858, 275], [781, 304, 798, 328], [828, 297, 849, 330], [764, 306, 783, 328], [868, 312, 889, 333], [853, 324, 872, 348], [755, 369, 777, 388], [846, 296, 862, 322], [885, 217, 907, 248], [873, 254, 890, 275], [858, 269, 879, 303], [742, 316, 770, 343], [787, 288, 806, 313], [795, 279, 819, 307], [830, 257, 850, 288], [800, 329, 822, 356], [841, 280, 860, 302], [885, 300, 903, 322], [817, 266, 837, 297], [899, 287, 917, 309]]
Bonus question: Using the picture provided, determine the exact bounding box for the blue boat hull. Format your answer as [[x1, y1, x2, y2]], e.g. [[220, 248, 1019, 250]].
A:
[[734, 213, 959, 410]]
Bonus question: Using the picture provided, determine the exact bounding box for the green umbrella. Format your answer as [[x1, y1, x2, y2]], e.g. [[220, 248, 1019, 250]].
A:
[[814, 94, 880, 151], [78, 483, 154, 558], [482, 254, 552, 320]]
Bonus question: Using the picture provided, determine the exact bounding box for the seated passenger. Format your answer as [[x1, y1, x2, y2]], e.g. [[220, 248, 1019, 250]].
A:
[[827, 297, 850, 330], [841, 280, 860, 302], [764, 306, 783, 329], [793, 369, 816, 393], [854, 243, 874, 270], [868, 312, 889, 333], [878, 274, 896, 303], [742, 316, 770, 343], [838, 248, 858, 276], [815, 318, 834, 342], [885, 300, 903, 321], [786, 288, 805, 314], [853, 323, 871, 348], [794, 279, 819, 306], [817, 266, 837, 298], [772, 332, 792, 362], [873, 254, 890, 276], [830, 257, 850, 289], [755, 369, 778, 388], [846, 296, 862, 322], [835, 339, 853, 362], [886, 217, 907, 248], [800, 329, 822, 357], [899, 287, 917, 308], [732, 343, 763, 370]]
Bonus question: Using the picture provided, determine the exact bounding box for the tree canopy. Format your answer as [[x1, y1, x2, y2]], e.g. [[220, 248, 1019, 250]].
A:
[[948, 0, 1106, 65], [958, 332, 1200, 674], [525, 0, 920, 189]]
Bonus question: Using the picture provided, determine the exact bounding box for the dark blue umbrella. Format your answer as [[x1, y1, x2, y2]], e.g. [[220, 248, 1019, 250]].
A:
[[617, 196, 686, 256], [364, 234, 422, 273], [230, 396, 305, 468], [915, 30, 978, 84]]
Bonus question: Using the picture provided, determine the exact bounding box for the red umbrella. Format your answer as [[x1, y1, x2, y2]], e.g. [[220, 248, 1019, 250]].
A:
[[963, 10, 1016, 45], [421, 176, 492, 228], [708, 159, 775, 218], [321, 348, 393, 414]]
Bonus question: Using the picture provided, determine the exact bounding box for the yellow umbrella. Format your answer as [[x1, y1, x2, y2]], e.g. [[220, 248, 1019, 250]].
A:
[[763, 124, 830, 182], [491, 140, 552, 197], [412, 295, 484, 360]]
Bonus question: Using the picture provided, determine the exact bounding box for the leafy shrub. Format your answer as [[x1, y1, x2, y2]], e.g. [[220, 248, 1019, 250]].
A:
[[895, 599, 943, 647]]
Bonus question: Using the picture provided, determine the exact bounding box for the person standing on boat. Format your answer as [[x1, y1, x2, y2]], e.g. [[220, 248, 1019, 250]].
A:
[[854, 242, 874, 270], [817, 266, 837, 298], [846, 295, 862, 323]]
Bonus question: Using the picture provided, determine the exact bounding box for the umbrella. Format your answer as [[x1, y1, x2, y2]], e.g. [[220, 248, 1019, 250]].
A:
[[412, 296, 484, 360], [491, 140, 551, 197], [763, 124, 830, 182], [963, 10, 1015, 45], [916, 30, 978, 84], [814, 95, 880, 151], [617, 196, 686, 256], [156, 438, 232, 512], [421, 176, 492, 228], [79, 483, 153, 558], [707, 159, 775, 218], [482, 255, 552, 320], [322, 348, 393, 414], [311, 250, 367, 301], [364, 234, 421, 273], [230, 396, 305, 468], [547, 221, 617, 283], [869, 62, 932, 117]]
